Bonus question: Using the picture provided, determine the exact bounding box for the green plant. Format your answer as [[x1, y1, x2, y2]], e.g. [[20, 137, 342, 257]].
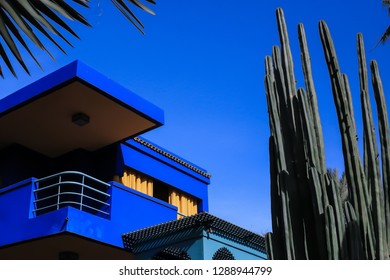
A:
[[264, 8, 390, 259], [0, 0, 156, 77], [379, 0, 390, 44]]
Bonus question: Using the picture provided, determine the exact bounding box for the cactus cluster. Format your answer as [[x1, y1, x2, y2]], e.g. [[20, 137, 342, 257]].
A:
[[264, 8, 390, 259]]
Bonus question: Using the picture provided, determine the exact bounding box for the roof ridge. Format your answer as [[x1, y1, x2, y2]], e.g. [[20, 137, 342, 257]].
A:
[[123, 212, 266, 253], [133, 137, 212, 179]]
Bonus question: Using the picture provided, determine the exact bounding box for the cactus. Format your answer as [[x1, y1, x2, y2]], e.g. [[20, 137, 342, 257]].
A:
[[370, 60, 390, 253], [264, 8, 390, 259]]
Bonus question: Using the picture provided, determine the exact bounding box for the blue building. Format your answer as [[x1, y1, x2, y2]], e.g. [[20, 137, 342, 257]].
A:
[[0, 61, 266, 260]]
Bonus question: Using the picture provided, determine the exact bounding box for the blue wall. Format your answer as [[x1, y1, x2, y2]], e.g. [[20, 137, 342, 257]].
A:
[[122, 141, 210, 212], [0, 178, 178, 249]]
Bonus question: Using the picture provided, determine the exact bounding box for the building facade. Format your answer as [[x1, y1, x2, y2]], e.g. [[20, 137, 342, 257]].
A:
[[0, 61, 266, 260]]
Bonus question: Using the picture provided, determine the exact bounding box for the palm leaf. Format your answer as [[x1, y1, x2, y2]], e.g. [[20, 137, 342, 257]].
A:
[[0, 0, 156, 78], [0, 8, 43, 70], [376, 1, 390, 46], [378, 25, 390, 46], [384, 0, 390, 13]]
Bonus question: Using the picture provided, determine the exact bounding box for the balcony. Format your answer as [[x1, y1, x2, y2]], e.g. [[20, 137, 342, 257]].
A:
[[32, 171, 111, 218], [0, 171, 178, 249]]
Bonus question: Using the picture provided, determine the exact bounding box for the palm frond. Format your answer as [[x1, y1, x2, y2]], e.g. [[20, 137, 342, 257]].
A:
[[0, 0, 156, 78], [384, 0, 390, 14], [378, 25, 390, 46], [111, 0, 156, 34], [375, 0, 390, 47]]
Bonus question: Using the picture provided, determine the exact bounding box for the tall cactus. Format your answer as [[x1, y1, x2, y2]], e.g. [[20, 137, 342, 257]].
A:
[[370, 60, 390, 255], [265, 8, 390, 259]]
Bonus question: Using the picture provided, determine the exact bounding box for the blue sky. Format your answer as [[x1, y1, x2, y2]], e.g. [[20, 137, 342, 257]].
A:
[[1, 1, 389, 234]]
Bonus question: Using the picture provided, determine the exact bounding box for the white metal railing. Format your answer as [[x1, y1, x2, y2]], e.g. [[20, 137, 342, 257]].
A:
[[33, 171, 111, 217]]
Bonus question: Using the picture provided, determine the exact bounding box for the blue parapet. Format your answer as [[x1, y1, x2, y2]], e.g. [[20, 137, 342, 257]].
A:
[[0, 174, 178, 250]]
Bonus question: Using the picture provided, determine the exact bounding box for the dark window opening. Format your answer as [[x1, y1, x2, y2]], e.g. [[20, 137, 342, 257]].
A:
[[153, 180, 170, 203]]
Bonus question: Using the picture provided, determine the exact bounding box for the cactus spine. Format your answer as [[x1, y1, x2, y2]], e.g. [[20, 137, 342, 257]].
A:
[[265, 8, 390, 259]]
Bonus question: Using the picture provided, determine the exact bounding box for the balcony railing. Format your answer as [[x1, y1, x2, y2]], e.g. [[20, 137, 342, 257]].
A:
[[32, 171, 111, 218]]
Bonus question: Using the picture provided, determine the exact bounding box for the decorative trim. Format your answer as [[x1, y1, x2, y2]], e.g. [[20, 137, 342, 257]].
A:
[[123, 212, 266, 253], [133, 137, 212, 179], [212, 247, 236, 260]]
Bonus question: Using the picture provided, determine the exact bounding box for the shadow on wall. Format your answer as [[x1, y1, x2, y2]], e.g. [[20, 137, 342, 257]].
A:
[[0, 143, 124, 189]]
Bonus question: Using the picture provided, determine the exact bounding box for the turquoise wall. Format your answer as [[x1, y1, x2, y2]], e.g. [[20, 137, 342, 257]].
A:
[[131, 230, 266, 260]]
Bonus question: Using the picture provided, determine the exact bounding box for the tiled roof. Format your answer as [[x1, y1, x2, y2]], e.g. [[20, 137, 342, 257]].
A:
[[133, 137, 212, 179], [122, 212, 266, 253]]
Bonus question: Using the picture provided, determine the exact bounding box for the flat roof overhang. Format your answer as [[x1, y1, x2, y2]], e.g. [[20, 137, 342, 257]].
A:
[[0, 232, 134, 260], [0, 61, 164, 157]]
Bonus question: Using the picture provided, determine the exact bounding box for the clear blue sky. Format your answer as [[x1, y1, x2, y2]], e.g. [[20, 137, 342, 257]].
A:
[[1, 1, 389, 234]]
